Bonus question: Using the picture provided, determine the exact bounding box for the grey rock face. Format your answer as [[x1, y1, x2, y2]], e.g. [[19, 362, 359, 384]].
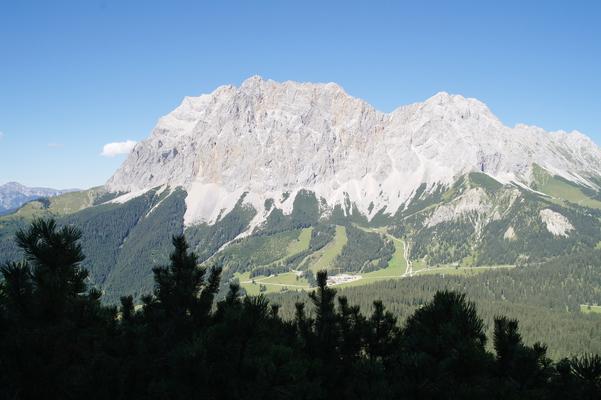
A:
[[106, 76, 601, 226]]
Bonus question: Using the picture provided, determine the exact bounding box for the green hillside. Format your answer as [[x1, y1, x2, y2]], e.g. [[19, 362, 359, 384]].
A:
[[531, 164, 601, 208], [6, 186, 112, 219], [1, 179, 601, 361], [1, 188, 188, 303], [2, 172, 601, 304]]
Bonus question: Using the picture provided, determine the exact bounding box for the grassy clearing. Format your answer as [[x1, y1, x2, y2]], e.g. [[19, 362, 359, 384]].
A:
[[286, 227, 312, 255], [237, 271, 310, 295], [411, 259, 427, 273], [260, 272, 309, 286], [580, 304, 601, 314], [49, 189, 101, 214], [9, 187, 102, 219], [541, 177, 601, 208], [334, 237, 407, 288], [230, 228, 314, 295], [310, 225, 347, 273], [383, 237, 407, 273], [533, 165, 601, 209], [336, 264, 515, 289], [353, 225, 407, 274]]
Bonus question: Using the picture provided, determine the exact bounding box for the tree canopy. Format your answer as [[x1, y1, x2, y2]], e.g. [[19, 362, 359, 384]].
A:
[[0, 218, 599, 399]]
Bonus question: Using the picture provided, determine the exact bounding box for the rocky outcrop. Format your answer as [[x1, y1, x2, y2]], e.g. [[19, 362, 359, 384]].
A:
[[539, 209, 574, 237]]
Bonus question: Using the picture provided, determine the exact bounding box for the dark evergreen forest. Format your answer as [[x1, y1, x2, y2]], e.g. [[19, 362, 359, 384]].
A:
[[1, 218, 600, 399], [270, 251, 601, 359]]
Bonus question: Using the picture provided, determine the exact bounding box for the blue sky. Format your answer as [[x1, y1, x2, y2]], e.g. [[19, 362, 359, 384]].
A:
[[1, 0, 600, 189]]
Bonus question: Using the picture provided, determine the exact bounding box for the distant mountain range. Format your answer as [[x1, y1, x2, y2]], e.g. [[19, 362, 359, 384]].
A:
[[0, 182, 76, 215], [2, 77, 601, 303]]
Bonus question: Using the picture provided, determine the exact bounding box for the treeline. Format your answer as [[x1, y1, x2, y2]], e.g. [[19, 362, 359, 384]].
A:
[[185, 195, 257, 263], [257, 190, 320, 235], [1, 219, 600, 399]]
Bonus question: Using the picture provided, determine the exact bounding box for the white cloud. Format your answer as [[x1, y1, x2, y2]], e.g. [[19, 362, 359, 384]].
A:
[[48, 142, 64, 148], [101, 140, 137, 157], [0, 131, 4, 140]]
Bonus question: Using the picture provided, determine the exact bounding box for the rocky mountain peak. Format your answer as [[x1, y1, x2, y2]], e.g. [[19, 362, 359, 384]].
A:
[[418, 91, 499, 123], [106, 77, 601, 227]]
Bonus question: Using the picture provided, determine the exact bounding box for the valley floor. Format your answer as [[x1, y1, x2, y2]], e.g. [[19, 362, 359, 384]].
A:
[[235, 225, 517, 295]]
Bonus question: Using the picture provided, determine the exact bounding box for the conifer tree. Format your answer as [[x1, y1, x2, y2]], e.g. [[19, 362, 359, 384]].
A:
[[153, 235, 204, 319], [308, 270, 338, 356], [15, 218, 87, 321]]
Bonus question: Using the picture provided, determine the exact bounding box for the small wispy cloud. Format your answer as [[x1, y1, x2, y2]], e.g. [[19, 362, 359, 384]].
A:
[[101, 140, 137, 157], [0, 131, 4, 140], [48, 142, 64, 148]]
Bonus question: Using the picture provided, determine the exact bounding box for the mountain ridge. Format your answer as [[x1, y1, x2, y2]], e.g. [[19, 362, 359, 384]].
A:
[[0, 181, 77, 214], [106, 76, 601, 229]]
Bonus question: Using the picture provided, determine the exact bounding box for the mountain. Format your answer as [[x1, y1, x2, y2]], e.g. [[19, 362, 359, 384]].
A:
[[2, 76, 601, 303], [107, 76, 601, 228], [0, 182, 76, 215]]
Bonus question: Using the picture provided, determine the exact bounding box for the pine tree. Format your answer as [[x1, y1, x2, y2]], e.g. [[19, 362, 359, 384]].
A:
[[401, 291, 491, 398], [15, 218, 87, 321], [570, 354, 601, 399], [493, 316, 552, 393], [0, 218, 111, 399], [367, 300, 397, 360], [0, 261, 33, 320], [152, 235, 205, 319], [308, 270, 338, 357]]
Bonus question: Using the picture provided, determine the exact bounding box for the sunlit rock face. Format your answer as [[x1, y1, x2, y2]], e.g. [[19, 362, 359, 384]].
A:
[[106, 76, 601, 226]]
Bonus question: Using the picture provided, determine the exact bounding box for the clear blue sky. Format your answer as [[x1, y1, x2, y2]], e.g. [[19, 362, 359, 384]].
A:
[[1, 0, 600, 189]]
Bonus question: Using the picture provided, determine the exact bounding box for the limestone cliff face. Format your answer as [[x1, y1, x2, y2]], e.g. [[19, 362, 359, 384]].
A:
[[106, 76, 601, 226]]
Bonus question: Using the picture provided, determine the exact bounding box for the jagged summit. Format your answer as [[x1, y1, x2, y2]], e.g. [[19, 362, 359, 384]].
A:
[[106, 77, 601, 227], [419, 91, 498, 122]]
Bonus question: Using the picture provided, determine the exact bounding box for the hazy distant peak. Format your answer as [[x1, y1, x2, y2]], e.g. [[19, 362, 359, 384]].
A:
[[0, 182, 75, 213]]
